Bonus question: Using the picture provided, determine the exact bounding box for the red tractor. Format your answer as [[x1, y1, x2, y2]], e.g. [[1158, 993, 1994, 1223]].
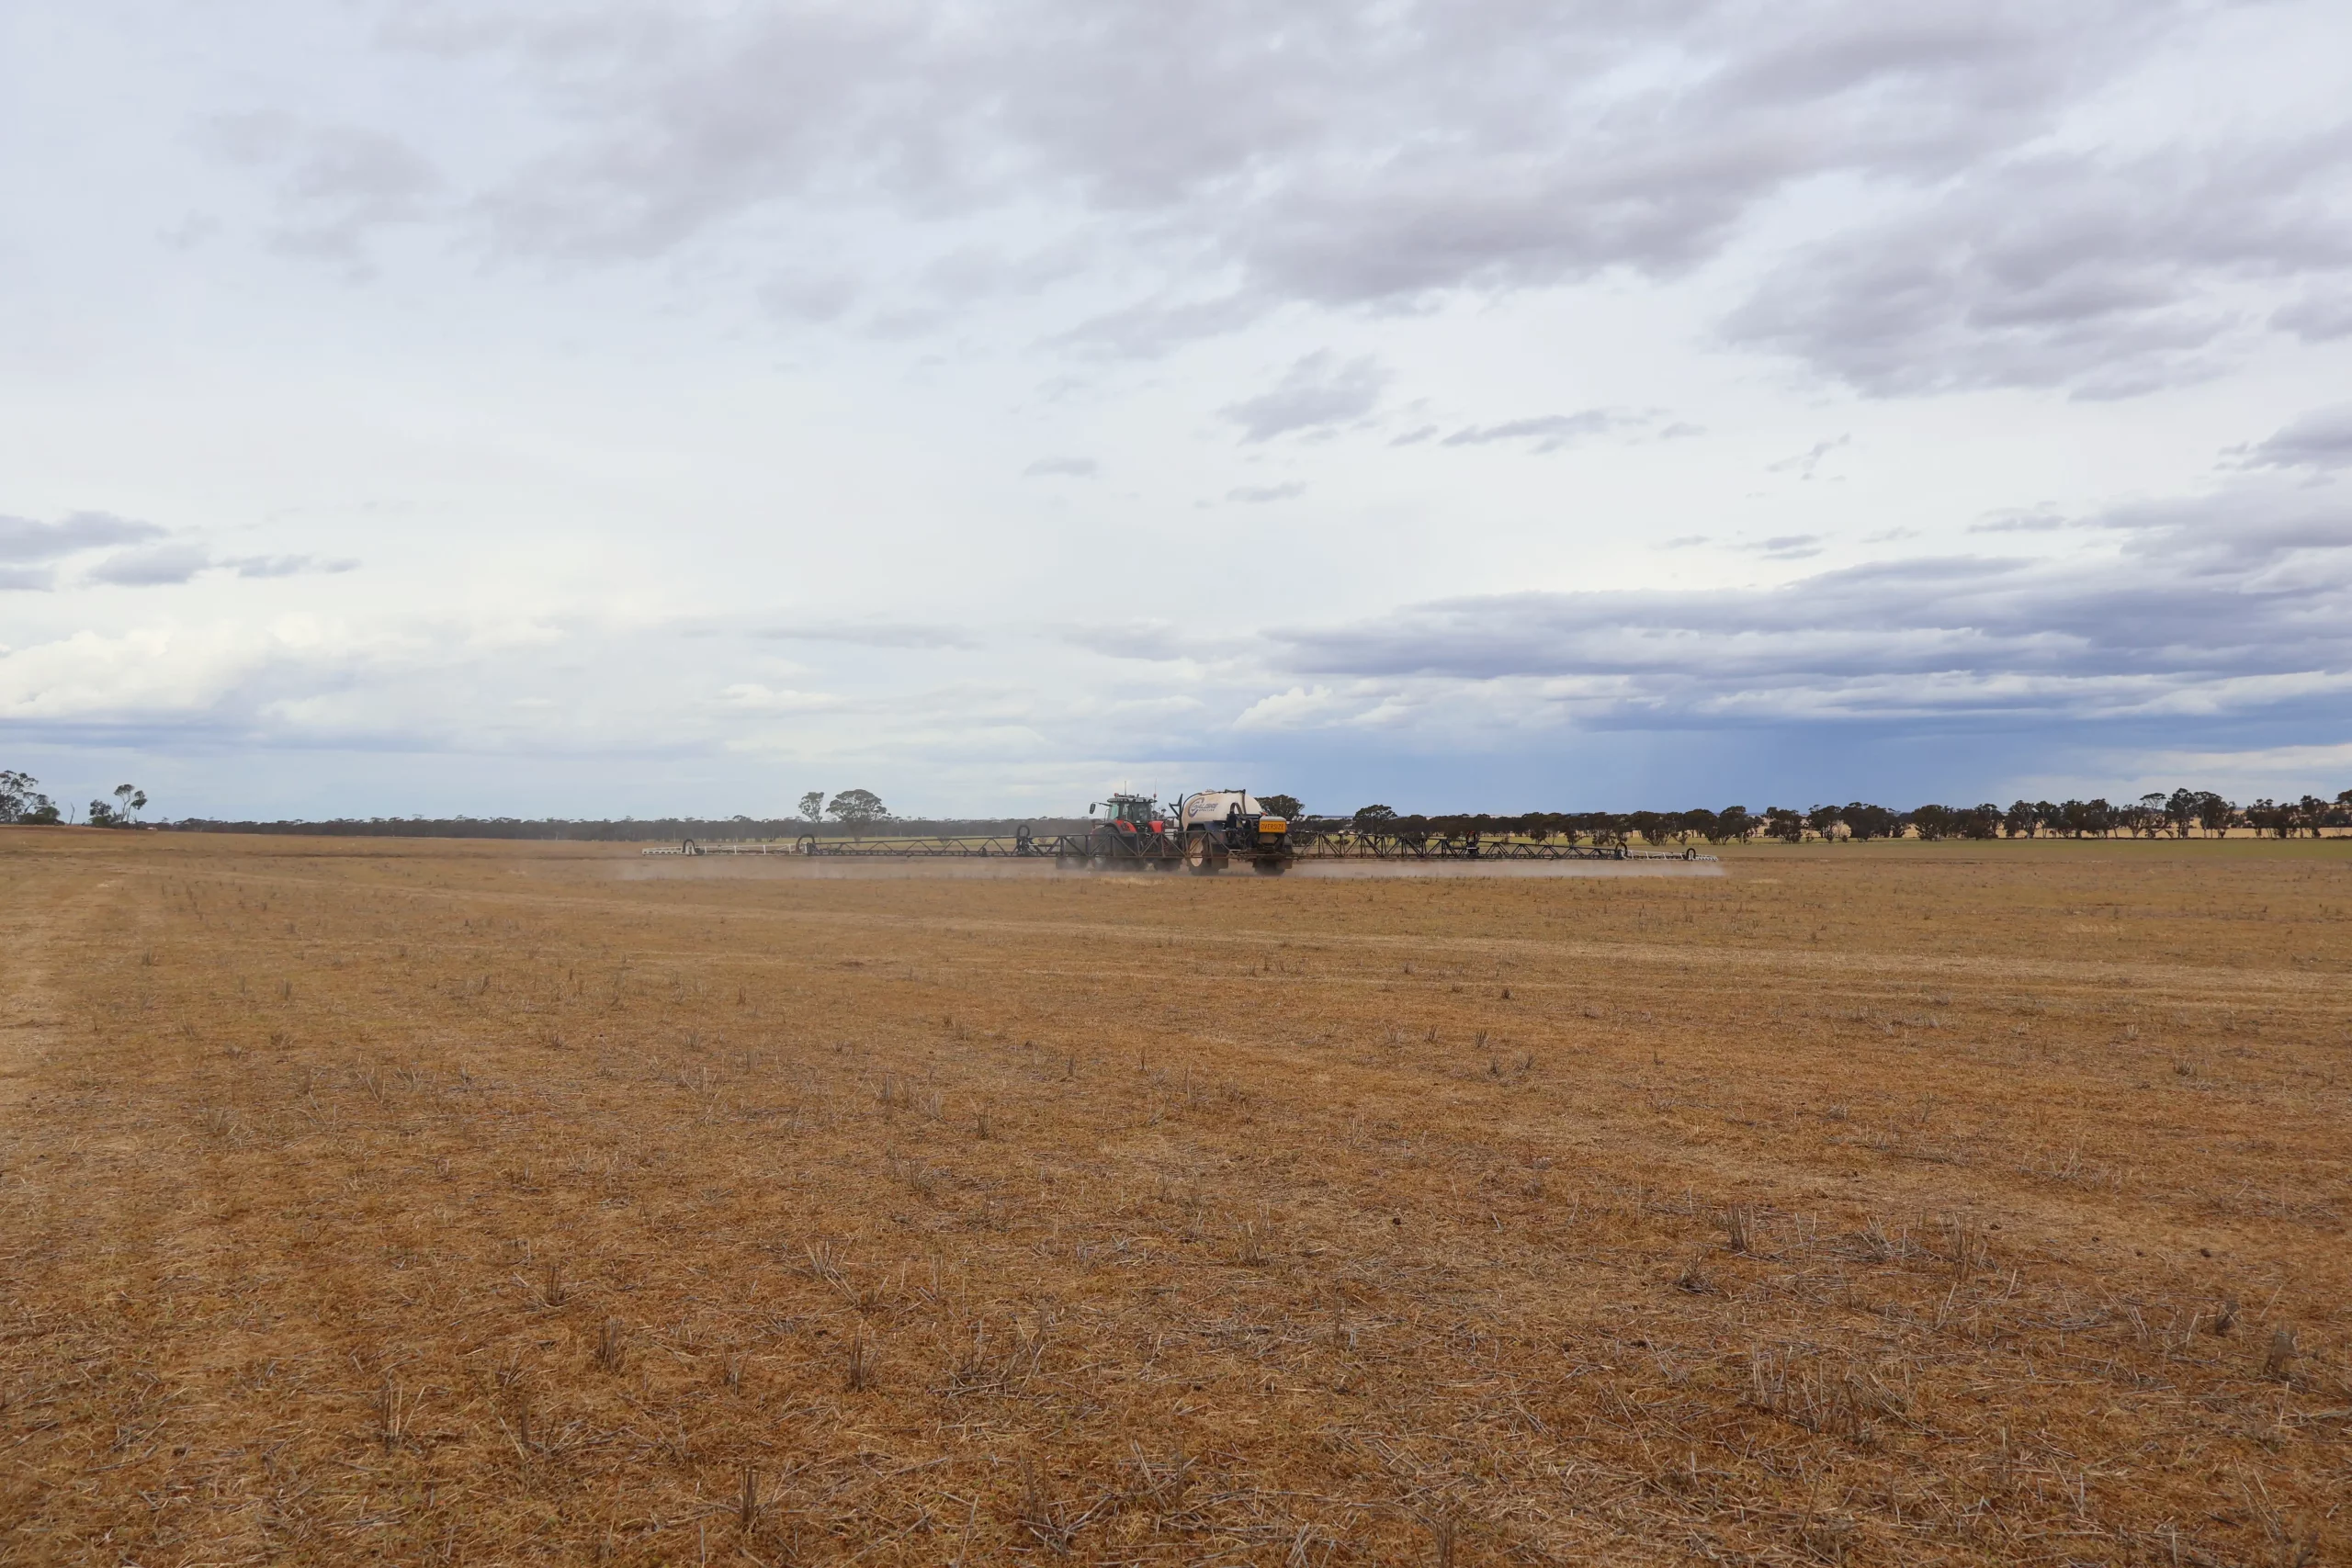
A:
[[1062, 792, 1183, 869]]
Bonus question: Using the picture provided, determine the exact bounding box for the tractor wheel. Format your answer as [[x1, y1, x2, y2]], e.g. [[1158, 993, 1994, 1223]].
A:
[[1184, 832, 1225, 874]]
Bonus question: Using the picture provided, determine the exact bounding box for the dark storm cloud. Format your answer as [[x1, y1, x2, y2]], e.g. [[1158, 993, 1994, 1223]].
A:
[[1221, 353, 1386, 443], [1724, 138, 2352, 398], [386, 0, 2241, 375], [1261, 478, 2352, 718], [2233, 404, 2352, 472]]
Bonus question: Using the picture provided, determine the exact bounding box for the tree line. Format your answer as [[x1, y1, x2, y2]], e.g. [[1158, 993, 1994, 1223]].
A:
[[1326, 790, 2352, 844], [9, 769, 2352, 841], [0, 773, 145, 828]]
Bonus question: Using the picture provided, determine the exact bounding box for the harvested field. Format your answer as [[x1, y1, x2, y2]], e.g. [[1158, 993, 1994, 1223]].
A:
[[1, 830, 2346, 1566]]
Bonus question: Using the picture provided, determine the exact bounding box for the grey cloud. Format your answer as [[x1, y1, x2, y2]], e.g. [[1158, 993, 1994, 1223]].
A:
[[2, 514, 355, 587], [1055, 294, 1266, 359], [1441, 411, 1628, 454], [1226, 482, 1305, 503], [87, 544, 216, 586], [82, 545, 358, 586], [224, 555, 360, 578], [0, 568, 53, 592], [2233, 405, 2352, 473], [411, 1, 2195, 357], [199, 114, 441, 261], [2271, 292, 2352, 344], [1260, 477, 2352, 720], [758, 620, 981, 650], [1062, 622, 1192, 660], [0, 511, 167, 564], [1061, 621, 1252, 662], [1726, 138, 2352, 398], [1023, 457, 1097, 478], [1768, 436, 1849, 478], [760, 269, 857, 322], [1753, 535, 1824, 558], [1221, 352, 1385, 443]]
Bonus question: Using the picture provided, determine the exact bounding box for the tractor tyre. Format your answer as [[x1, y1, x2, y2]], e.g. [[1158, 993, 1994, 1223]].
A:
[[1184, 832, 1225, 874]]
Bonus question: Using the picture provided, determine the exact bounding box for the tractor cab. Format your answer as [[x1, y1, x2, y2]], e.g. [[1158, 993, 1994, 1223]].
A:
[[1090, 793, 1166, 834]]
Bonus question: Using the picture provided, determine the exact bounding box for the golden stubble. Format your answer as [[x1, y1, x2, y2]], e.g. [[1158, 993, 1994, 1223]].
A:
[[0, 829, 2346, 1565]]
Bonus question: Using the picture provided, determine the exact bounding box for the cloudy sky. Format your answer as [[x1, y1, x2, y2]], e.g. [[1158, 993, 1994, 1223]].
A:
[[6, 0, 2352, 820]]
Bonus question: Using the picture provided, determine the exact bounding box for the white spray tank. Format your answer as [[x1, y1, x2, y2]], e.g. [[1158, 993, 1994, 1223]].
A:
[[1179, 789, 1271, 829]]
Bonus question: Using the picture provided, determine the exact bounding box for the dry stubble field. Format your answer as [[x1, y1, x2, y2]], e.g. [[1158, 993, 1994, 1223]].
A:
[[1, 830, 2347, 1567]]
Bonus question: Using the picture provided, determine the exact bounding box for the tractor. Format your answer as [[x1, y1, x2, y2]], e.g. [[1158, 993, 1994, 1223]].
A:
[[1065, 792, 1182, 869]]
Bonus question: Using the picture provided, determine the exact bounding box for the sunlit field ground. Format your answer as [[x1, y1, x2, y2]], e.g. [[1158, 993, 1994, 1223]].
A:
[[1, 830, 2346, 1566]]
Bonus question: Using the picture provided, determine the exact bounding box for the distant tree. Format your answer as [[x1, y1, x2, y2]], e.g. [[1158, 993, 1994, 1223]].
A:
[[797, 790, 824, 822], [2196, 793, 2235, 837], [2295, 795, 2327, 838], [1842, 803, 1899, 840], [112, 784, 147, 824], [1762, 807, 1805, 842], [1908, 804, 1954, 840], [1, 770, 62, 825], [1352, 804, 1397, 826], [1956, 804, 2003, 840], [825, 789, 888, 823], [1713, 806, 1754, 843], [2165, 788, 2201, 838], [2244, 798, 2291, 839], [1257, 794, 1304, 820], [2062, 798, 2116, 838]]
